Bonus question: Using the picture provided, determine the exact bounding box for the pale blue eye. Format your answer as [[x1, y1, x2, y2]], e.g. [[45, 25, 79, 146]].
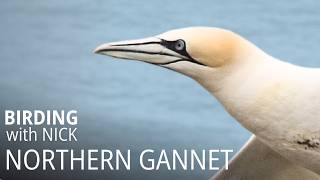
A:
[[175, 40, 185, 51]]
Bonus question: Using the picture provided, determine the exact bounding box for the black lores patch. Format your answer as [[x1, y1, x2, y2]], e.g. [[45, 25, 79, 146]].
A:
[[160, 39, 205, 66]]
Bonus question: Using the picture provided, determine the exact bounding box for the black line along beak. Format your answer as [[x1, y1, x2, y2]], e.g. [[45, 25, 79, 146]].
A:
[[94, 37, 205, 66]]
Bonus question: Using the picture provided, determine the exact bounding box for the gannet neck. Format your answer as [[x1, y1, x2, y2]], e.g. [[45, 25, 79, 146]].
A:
[[201, 56, 291, 123], [201, 55, 320, 172]]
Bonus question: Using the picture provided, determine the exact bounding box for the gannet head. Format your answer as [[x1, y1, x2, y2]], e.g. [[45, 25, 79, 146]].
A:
[[94, 27, 264, 90]]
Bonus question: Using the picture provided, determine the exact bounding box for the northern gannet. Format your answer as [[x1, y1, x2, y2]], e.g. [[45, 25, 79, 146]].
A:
[[94, 27, 320, 179]]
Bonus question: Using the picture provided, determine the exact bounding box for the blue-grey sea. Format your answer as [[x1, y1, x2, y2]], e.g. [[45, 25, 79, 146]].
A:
[[1, 1, 320, 180]]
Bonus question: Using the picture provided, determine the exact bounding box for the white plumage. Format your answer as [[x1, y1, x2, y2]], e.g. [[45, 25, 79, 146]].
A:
[[95, 27, 320, 179]]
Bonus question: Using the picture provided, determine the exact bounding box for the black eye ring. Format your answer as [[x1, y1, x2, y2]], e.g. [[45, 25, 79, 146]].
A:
[[174, 39, 185, 51]]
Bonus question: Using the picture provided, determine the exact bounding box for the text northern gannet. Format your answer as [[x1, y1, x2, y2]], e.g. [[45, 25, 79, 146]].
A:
[[6, 149, 232, 171]]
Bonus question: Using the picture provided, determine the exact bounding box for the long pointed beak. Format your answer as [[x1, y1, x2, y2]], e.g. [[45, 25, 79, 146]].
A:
[[94, 37, 186, 65]]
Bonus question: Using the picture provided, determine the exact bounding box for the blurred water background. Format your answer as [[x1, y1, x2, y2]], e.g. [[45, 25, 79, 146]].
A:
[[1, 0, 320, 180]]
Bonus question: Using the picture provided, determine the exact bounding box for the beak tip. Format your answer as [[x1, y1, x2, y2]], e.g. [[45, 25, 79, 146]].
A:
[[93, 47, 102, 54], [93, 43, 114, 55]]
